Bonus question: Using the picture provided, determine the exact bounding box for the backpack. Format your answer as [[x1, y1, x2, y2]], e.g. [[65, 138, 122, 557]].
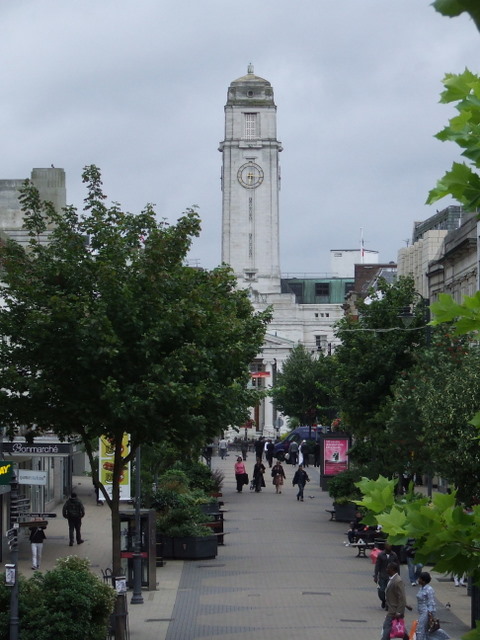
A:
[[64, 498, 83, 518]]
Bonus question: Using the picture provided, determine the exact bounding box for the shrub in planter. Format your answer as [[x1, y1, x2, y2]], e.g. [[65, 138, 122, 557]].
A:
[[327, 469, 362, 504], [0, 556, 116, 640], [156, 505, 213, 538]]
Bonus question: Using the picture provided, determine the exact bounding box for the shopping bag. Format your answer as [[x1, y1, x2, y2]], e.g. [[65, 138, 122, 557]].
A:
[[390, 617, 406, 638], [370, 546, 381, 564], [408, 619, 418, 640], [427, 613, 441, 633]]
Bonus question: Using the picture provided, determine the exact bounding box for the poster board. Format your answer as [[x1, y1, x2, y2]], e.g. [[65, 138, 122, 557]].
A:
[[99, 434, 131, 500]]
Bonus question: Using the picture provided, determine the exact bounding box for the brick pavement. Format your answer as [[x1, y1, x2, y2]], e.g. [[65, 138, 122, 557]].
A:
[[10, 459, 472, 639]]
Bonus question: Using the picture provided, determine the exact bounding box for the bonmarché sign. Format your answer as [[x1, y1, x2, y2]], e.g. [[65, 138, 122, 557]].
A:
[[2, 442, 72, 456]]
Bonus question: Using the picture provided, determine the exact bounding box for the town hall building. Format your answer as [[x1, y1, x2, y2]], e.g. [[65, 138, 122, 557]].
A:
[[219, 65, 353, 436]]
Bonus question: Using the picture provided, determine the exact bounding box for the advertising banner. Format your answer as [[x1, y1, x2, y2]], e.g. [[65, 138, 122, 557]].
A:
[[99, 434, 131, 500], [323, 437, 349, 476]]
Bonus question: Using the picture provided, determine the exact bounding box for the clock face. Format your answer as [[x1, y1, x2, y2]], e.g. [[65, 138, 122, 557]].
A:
[[237, 162, 264, 189]]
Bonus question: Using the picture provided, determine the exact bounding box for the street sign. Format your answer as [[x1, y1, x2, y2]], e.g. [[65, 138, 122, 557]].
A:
[[18, 470, 47, 486], [6, 529, 18, 551], [10, 498, 30, 507], [26, 513, 57, 519]]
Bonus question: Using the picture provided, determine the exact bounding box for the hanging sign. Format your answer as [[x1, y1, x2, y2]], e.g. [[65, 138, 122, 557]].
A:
[[18, 470, 47, 486], [98, 434, 131, 501], [0, 461, 14, 485]]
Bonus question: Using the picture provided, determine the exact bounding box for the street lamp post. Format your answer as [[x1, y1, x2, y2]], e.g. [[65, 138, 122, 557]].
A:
[[9, 471, 19, 640], [130, 446, 144, 605]]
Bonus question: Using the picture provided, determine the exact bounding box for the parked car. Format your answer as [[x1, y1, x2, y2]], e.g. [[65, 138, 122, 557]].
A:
[[273, 426, 326, 461]]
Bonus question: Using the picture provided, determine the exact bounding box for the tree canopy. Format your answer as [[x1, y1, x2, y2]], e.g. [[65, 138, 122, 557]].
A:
[[0, 166, 270, 571], [271, 344, 335, 428]]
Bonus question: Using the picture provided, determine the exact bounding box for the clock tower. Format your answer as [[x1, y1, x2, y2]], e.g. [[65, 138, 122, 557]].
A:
[[219, 65, 282, 294]]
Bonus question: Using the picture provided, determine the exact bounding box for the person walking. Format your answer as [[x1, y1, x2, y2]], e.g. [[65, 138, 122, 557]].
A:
[[271, 461, 286, 494], [380, 562, 406, 640], [405, 538, 423, 586], [62, 491, 85, 546], [288, 440, 299, 466], [313, 441, 321, 467], [374, 542, 399, 609], [300, 440, 309, 467], [254, 438, 264, 461], [29, 520, 46, 570], [416, 571, 450, 640], [234, 456, 247, 492], [265, 439, 275, 468], [253, 458, 266, 492], [453, 572, 466, 587], [218, 437, 228, 459], [240, 439, 248, 460], [292, 464, 309, 501]]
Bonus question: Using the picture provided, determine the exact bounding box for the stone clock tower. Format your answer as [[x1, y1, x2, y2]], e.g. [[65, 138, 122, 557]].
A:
[[219, 64, 282, 294]]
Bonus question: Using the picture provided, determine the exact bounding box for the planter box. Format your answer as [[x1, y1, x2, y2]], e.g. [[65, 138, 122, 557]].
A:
[[173, 535, 218, 560], [156, 534, 174, 559], [333, 502, 357, 522], [199, 502, 220, 515]]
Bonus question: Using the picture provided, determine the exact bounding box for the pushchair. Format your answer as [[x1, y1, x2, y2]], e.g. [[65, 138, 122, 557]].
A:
[[249, 478, 256, 491]]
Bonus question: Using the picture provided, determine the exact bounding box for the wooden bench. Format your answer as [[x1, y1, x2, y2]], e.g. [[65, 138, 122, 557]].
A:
[[325, 509, 336, 521], [349, 541, 375, 558]]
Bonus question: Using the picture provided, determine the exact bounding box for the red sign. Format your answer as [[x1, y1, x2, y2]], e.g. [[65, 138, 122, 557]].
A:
[[251, 372, 270, 378]]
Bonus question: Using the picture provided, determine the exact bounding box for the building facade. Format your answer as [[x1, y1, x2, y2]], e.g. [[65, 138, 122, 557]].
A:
[[0, 168, 71, 562], [219, 67, 352, 436]]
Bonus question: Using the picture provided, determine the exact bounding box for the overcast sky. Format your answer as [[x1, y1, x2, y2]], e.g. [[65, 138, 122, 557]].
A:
[[1, 1, 478, 274]]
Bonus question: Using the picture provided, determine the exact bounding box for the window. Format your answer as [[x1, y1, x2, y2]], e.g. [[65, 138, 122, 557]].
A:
[[345, 282, 355, 295], [315, 335, 327, 351], [245, 113, 257, 139], [287, 282, 304, 302], [315, 283, 330, 297]]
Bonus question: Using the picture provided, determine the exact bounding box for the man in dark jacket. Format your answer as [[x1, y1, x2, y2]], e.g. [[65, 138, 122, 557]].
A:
[[292, 465, 310, 501], [62, 492, 85, 546], [374, 543, 399, 609]]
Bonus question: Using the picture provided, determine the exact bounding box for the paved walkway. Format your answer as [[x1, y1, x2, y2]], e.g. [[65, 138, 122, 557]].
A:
[[11, 456, 471, 639]]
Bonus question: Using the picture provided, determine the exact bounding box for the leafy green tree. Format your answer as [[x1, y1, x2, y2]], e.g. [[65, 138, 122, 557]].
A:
[[0, 557, 116, 640], [0, 166, 270, 574], [383, 329, 480, 499], [271, 344, 335, 432]]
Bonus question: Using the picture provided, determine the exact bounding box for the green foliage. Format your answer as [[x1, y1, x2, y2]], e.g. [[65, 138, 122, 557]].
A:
[[156, 504, 212, 537], [333, 277, 433, 477], [432, 0, 480, 32], [327, 469, 362, 503], [271, 344, 336, 426], [427, 69, 480, 207], [0, 557, 116, 640], [356, 476, 480, 589], [157, 469, 190, 493], [0, 166, 270, 571]]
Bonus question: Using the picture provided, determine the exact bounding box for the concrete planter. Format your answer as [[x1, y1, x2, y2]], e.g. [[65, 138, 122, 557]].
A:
[[333, 502, 357, 522], [156, 534, 174, 559], [173, 535, 218, 560]]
